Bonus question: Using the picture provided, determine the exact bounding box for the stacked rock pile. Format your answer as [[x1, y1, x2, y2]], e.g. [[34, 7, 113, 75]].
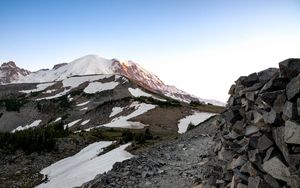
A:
[[215, 58, 300, 188]]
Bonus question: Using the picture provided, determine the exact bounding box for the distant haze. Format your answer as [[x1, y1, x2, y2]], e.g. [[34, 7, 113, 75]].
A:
[[1, 0, 300, 102]]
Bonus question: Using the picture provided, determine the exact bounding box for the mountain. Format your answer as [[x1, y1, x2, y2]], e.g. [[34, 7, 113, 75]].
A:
[[0, 61, 30, 84], [4, 55, 223, 105]]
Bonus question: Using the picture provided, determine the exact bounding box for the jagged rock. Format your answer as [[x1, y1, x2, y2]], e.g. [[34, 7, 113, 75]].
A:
[[240, 161, 257, 176], [288, 175, 300, 188], [273, 94, 286, 113], [248, 149, 259, 163], [283, 101, 298, 120], [262, 157, 290, 182], [245, 92, 256, 102], [279, 58, 300, 79], [241, 73, 259, 87], [260, 75, 288, 93], [229, 155, 247, 169], [228, 84, 236, 95], [218, 147, 234, 162], [263, 147, 275, 162], [245, 125, 259, 136], [286, 75, 300, 100], [259, 90, 285, 106], [272, 127, 290, 163], [237, 183, 247, 188], [263, 109, 279, 125], [257, 68, 278, 84], [257, 135, 273, 152], [248, 176, 266, 188], [297, 98, 300, 116], [263, 174, 281, 188], [284, 120, 300, 145], [232, 121, 245, 135]]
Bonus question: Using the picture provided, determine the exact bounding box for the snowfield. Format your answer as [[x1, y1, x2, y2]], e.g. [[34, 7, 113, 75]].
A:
[[81, 119, 90, 125], [178, 112, 216, 134], [11, 120, 42, 133], [20, 82, 55, 93], [84, 81, 119, 94], [36, 142, 133, 188]]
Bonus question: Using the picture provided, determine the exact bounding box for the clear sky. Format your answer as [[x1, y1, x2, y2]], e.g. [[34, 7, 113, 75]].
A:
[[1, 0, 300, 102]]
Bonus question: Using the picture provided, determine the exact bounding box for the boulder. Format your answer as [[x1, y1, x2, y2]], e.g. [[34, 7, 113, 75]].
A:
[[279, 58, 300, 79], [273, 94, 286, 113], [241, 73, 259, 87], [262, 157, 290, 182], [284, 120, 300, 145], [257, 68, 279, 84], [282, 101, 298, 120], [260, 76, 288, 93], [263, 174, 281, 188], [286, 75, 300, 100], [259, 90, 285, 106], [257, 135, 273, 152]]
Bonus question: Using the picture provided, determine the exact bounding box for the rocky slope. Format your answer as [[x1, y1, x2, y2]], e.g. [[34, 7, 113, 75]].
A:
[[0, 61, 30, 84]]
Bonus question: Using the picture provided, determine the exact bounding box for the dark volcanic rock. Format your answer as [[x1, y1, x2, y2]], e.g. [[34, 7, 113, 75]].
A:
[[241, 73, 259, 87], [279, 58, 300, 79], [286, 75, 300, 100]]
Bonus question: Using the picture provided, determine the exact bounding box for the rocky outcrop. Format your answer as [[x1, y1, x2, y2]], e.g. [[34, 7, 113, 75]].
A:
[[0, 61, 30, 84], [215, 58, 300, 188]]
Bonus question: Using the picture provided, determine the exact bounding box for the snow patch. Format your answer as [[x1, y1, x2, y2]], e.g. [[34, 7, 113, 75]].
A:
[[53, 117, 61, 123], [84, 81, 119, 94], [128, 88, 166, 101], [11, 120, 42, 133], [178, 112, 216, 134], [79, 107, 88, 111], [64, 119, 82, 129], [109, 107, 124, 118], [20, 82, 55, 93], [97, 102, 155, 129], [76, 101, 90, 107], [81, 119, 90, 125], [36, 142, 133, 188]]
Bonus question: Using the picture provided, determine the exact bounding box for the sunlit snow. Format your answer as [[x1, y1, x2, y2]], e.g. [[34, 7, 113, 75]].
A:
[[20, 82, 55, 93]]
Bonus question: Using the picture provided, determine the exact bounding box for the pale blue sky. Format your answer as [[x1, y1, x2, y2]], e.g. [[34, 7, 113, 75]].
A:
[[1, 0, 300, 102]]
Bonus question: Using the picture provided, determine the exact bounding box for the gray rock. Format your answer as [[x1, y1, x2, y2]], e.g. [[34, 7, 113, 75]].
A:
[[257, 135, 273, 152], [257, 68, 279, 84], [260, 76, 288, 93], [263, 109, 279, 125], [298, 98, 300, 116], [283, 101, 298, 120], [240, 161, 257, 176], [259, 90, 285, 106], [263, 147, 275, 162], [284, 120, 300, 145], [272, 127, 290, 163], [273, 94, 286, 113], [262, 157, 290, 182], [286, 75, 300, 100], [237, 183, 248, 188], [245, 125, 259, 136], [228, 84, 236, 95], [263, 174, 281, 188], [248, 149, 259, 163], [287, 175, 300, 188], [248, 176, 264, 188], [241, 73, 259, 87], [279, 58, 300, 79], [245, 91, 256, 101]]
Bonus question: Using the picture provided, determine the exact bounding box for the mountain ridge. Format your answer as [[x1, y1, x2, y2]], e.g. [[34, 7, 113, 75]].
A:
[[1, 55, 224, 106]]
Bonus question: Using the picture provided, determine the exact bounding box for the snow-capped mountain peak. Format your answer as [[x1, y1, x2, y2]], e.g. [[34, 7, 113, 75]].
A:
[[2, 55, 223, 105]]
